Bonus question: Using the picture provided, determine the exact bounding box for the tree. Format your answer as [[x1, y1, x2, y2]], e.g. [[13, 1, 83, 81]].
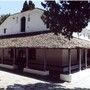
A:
[[28, 0, 35, 10], [21, 1, 28, 12], [0, 14, 10, 25], [21, 0, 35, 12], [41, 1, 90, 39]]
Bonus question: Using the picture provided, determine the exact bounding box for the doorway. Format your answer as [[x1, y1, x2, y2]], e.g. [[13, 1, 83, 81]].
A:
[[21, 17, 26, 32]]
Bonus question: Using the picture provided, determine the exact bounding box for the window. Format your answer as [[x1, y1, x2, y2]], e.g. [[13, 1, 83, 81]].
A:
[[13, 17, 15, 19], [28, 48, 36, 60], [16, 17, 18, 23], [28, 15, 30, 21], [4, 28, 6, 34]]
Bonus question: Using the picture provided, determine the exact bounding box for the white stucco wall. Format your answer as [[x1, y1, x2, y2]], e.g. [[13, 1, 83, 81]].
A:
[[73, 22, 90, 40], [0, 8, 48, 35], [73, 28, 90, 41]]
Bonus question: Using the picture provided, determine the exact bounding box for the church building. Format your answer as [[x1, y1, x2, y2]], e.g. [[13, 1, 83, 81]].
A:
[[0, 1, 90, 82]]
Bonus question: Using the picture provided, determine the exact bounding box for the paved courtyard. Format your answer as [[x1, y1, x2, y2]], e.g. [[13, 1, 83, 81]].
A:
[[0, 70, 90, 90]]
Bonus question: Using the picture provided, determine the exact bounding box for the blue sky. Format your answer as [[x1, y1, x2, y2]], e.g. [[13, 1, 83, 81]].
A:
[[0, 0, 59, 15], [0, 0, 44, 15]]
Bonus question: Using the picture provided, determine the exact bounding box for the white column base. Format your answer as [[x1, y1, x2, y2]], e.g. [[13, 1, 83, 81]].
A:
[[0, 64, 14, 69], [60, 74, 71, 82], [60, 68, 90, 82], [24, 68, 49, 76]]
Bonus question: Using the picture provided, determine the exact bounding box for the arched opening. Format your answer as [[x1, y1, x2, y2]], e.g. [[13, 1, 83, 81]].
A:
[[21, 17, 26, 32]]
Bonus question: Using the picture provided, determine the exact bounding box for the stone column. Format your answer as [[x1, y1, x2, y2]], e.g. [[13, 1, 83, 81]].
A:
[[13, 48, 16, 68], [79, 49, 82, 71], [68, 49, 71, 74], [44, 49, 46, 71], [2, 48, 4, 64], [26, 48, 28, 68], [85, 49, 87, 68]]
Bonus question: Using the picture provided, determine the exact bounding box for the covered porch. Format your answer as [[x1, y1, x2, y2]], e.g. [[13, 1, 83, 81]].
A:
[[60, 48, 90, 82], [0, 33, 90, 81], [0, 47, 49, 76], [0, 47, 90, 81]]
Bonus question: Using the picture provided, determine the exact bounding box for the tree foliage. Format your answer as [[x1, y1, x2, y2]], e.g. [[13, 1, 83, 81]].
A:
[[0, 14, 10, 25], [21, 0, 35, 12], [41, 1, 90, 39], [28, 1, 35, 10]]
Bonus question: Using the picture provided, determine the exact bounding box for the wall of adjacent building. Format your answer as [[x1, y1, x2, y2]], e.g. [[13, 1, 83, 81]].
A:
[[62, 49, 78, 66], [62, 49, 68, 66], [71, 49, 78, 65], [62, 49, 85, 67], [42, 49, 62, 65], [28, 49, 46, 70], [0, 48, 3, 63], [28, 48, 62, 71]]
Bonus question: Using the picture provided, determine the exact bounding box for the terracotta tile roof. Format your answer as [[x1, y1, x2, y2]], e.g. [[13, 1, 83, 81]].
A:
[[0, 33, 90, 49]]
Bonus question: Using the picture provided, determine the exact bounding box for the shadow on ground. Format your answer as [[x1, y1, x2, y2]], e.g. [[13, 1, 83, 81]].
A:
[[4, 83, 90, 90], [0, 67, 63, 83], [0, 68, 90, 90]]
